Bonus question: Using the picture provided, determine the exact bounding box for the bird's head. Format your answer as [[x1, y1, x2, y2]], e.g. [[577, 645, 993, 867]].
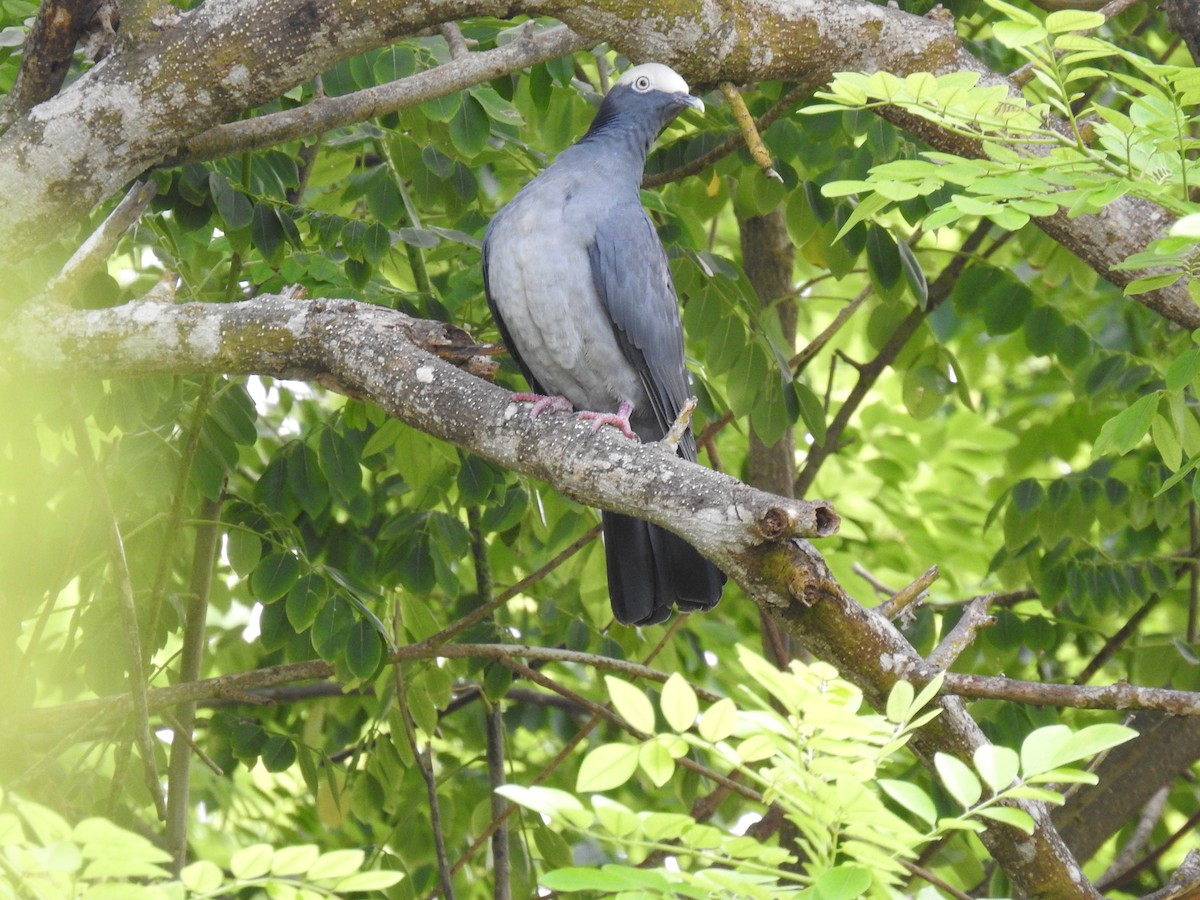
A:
[[582, 63, 704, 147]]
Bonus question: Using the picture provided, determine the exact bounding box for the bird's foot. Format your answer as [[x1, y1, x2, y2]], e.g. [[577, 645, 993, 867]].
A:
[[512, 392, 574, 419], [579, 401, 638, 440]]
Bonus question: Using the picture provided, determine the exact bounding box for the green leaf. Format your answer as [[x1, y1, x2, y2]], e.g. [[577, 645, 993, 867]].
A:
[[250, 203, 285, 263], [318, 427, 361, 500], [230, 843, 274, 879], [1045, 9, 1105, 33], [1048, 723, 1137, 769], [973, 745, 1019, 792], [286, 574, 326, 632], [974, 805, 1035, 834], [879, 778, 937, 826], [250, 552, 301, 603], [576, 743, 640, 792], [886, 680, 914, 723], [897, 238, 928, 307], [638, 736, 679, 787], [935, 752, 982, 807], [449, 94, 490, 158], [334, 871, 406, 892], [605, 675, 656, 734], [814, 865, 871, 900], [345, 618, 383, 679], [795, 380, 828, 445], [660, 673, 699, 732], [532, 825, 573, 869], [866, 225, 902, 292], [1125, 273, 1182, 295], [270, 844, 320, 877], [209, 173, 253, 231], [226, 529, 262, 578], [591, 795, 639, 837], [540, 865, 672, 893], [307, 848, 365, 881], [1152, 413, 1183, 470], [261, 735, 297, 772], [1166, 348, 1200, 392], [457, 453, 497, 505], [1092, 392, 1160, 458], [495, 785, 592, 829], [697, 697, 737, 743], [180, 860, 224, 892], [312, 595, 355, 660], [1020, 724, 1072, 777]]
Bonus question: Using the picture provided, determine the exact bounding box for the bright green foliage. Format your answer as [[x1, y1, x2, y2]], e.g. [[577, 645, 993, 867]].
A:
[[3, 2, 1200, 898], [509, 652, 1134, 896], [0, 787, 402, 898]]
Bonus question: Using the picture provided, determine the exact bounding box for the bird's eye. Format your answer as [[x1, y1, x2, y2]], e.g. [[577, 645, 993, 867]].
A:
[[633, 75, 652, 92]]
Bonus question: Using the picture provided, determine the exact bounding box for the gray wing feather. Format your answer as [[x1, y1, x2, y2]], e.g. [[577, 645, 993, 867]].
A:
[[588, 207, 697, 460]]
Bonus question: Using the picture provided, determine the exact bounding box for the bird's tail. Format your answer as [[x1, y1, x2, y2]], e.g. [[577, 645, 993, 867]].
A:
[[601, 511, 725, 626]]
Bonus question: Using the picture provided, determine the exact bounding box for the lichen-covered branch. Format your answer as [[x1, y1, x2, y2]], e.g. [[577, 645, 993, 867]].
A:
[[3, 294, 1093, 896], [2, 296, 840, 571], [0, 0, 1194, 327]]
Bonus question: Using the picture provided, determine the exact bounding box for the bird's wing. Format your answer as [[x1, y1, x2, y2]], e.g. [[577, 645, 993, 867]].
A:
[[588, 207, 697, 459], [482, 214, 547, 396]]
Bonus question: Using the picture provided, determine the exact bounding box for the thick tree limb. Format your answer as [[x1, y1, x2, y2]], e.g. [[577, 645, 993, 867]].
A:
[[3, 295, 1095, 897], [2, 297, 839, 572], [0, 0, 105, 133], [0, 0, 1194, 328]]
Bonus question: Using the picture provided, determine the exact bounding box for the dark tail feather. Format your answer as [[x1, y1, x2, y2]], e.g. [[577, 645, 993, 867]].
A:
[[601, 511, 725, 626]]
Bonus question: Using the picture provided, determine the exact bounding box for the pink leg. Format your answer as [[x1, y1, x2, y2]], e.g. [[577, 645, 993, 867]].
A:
[[579, 401, 638, 440], [512, 392, 574, 419]]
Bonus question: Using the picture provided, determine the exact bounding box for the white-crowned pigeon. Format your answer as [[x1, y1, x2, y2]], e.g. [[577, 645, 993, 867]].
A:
[[482, 63, 725, 626]]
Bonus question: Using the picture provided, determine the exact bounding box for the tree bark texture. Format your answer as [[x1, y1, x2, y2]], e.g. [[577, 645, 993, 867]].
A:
[[2, 295, 1097, 898], [0, 0, 1194, 326]]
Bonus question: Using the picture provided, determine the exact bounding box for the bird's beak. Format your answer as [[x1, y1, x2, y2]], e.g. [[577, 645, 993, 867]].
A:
[[681, 94, 705, 113]]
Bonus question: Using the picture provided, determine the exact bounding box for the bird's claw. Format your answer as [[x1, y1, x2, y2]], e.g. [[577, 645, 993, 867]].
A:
[[512, 392, 574, 419], [579, 401, 638, 441]]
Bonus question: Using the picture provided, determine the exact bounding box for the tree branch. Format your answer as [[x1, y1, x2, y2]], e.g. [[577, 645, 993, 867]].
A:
[[1, 0, 1195, 330], [173, 23, 590, 165], [1, 291, 1093, 897], [944, 673, 1200, 716]]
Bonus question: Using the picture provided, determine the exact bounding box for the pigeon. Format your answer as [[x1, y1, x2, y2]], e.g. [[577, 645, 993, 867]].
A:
[[482, 62, 725, 626]]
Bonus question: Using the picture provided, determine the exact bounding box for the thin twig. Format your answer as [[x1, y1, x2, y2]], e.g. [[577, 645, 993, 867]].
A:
[[878, 565, 939, 620], [926, 594, 995, 671], [159, 710, 225, 777], [791, 287, 871, 373], [407, 524, 601, 654], [901, 860, 973, 900], [1098, 786, 1169, 884], [662, 397, 697, 452], [434, 619, 687, 896], [720, 82, 781, 182], [795, 222, 998, 496], [69, 395, 167, 821], [176, 25, 590, 164], [146, 378, 214, 667], [485, 703, 511, 900], [440, 22, 471, 60], [1096, 812, 1200, 893], [500, 659, 761, 802], [41, 180, 155, 304], [943, 672, 1200, 716], [165, 493, 224, 873], [1189, 501, 1198, 643], [644, 85, 810, 188], [1074, 592, 1161, 685], [395, 610, 455, 900]]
